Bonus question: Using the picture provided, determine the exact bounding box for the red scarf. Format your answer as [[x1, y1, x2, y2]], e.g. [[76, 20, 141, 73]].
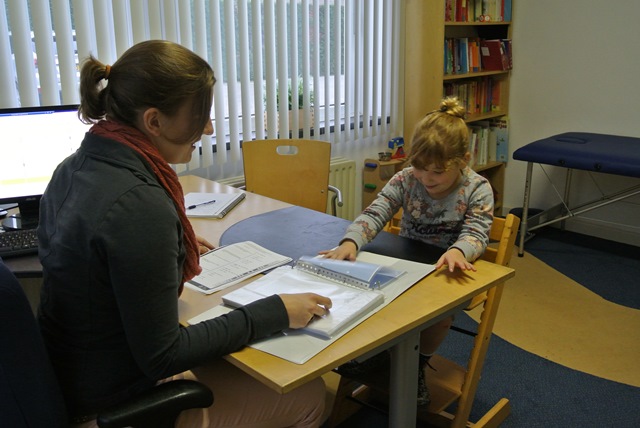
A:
[[90, 120, 202, 292]]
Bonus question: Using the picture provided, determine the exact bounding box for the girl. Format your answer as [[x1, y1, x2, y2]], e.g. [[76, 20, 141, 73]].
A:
[[321, 97, 494, 406]]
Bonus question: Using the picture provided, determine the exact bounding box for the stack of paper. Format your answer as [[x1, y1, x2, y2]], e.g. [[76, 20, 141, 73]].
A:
[[186, 241, 292, 294]]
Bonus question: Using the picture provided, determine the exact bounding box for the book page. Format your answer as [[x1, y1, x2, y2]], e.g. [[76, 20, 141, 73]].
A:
[[186, 241, 292, 295], [222, 266, 385, 339]]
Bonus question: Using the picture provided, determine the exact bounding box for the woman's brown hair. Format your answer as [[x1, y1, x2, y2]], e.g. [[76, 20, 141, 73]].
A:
[[78, 40, 215, 143]]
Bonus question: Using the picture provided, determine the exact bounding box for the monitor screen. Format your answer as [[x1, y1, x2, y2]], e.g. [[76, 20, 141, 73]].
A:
[[0, 105, 91, 230]]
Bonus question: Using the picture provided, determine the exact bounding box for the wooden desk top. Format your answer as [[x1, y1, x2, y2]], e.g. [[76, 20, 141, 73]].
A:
[[178, 175, 515, 394]]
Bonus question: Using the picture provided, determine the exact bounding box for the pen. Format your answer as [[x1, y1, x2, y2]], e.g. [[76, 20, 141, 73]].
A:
[[187, 199, 216, 210]]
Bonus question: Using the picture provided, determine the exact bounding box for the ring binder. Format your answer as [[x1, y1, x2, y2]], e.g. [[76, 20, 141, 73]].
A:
[[294, 256, 405, 290]]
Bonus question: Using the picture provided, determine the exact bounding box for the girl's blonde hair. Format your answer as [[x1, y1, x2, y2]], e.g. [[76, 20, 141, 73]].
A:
[[407, 97, 468, 170]]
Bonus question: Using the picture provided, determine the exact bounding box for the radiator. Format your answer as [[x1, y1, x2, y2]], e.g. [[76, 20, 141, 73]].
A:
[[215, 157, 357, 220], [328, 157, 357, 221]]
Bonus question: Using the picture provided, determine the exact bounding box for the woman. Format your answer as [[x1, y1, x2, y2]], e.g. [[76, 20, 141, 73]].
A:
[[37, 40, 331, 428]]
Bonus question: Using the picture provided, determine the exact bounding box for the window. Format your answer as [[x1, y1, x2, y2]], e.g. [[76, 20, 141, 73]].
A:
[[0, 0, 401, 169]]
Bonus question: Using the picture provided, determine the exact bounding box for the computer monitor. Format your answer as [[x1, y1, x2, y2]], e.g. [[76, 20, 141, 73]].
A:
[[0, 105, 91, 230]]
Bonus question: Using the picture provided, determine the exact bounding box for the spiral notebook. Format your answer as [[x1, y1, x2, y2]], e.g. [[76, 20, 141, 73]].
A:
[[184, 192, 246, 218], [221, 256, 405, 339]]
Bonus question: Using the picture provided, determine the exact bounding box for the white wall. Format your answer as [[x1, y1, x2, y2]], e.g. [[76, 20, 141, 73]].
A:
[[506, 0, 640, 245]]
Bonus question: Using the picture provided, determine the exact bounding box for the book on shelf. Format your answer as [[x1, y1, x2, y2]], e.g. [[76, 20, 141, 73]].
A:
[[185, 241, 292, 295], [221, 256, 406, 339], [446, 0, 511, 23], [469, 117, 509, 165], [184, 192, 246, 219], [491, 116, 509, 162]]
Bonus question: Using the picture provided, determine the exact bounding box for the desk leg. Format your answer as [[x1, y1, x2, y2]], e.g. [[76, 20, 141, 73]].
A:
[[389, 331, 420, 428], [518, 162, 534, 257]]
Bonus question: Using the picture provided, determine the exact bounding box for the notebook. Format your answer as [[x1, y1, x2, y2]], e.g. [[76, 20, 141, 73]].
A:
[[221, 256, 405, 339], [184, 192, 246, 218]]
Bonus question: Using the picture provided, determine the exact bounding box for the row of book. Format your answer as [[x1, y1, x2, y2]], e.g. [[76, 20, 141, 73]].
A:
[[445, 37, 512, 75], [468, 117, 509, 168], [443, 76, 503, 116], [445, 0, 512, 23]]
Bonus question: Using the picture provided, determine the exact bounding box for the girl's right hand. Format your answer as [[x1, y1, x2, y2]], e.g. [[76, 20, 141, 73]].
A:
[[318, 240, 357, 261]]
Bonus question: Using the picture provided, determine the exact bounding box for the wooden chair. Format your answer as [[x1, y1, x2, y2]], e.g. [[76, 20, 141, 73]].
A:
[[328, 213, 520, 428], [242, 139, 343, 214]]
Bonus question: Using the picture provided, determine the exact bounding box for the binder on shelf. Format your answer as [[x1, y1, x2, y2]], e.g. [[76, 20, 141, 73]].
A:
[[480, 39, 511, 71]]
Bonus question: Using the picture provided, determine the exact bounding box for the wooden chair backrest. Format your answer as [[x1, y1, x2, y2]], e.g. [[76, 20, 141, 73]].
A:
[[479, 213, 520, 267], [242, 139, 332, 212], [467, 213, 519, 309]]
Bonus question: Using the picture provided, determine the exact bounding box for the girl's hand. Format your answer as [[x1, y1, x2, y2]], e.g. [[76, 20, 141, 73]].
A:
[[435, 248, 476, 273], [318, 240, 357, 261]]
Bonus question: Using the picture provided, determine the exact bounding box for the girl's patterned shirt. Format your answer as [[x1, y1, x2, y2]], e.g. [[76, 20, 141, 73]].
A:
[[343, 166, 494, 261]]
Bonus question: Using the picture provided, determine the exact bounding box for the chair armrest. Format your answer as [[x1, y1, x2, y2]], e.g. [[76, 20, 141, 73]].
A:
[[96, 379, 213, 428], [328, 185, 344, 207]]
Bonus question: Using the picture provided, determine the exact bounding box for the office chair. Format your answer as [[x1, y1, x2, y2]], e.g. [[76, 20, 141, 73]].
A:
[[242, 139, 343, 215], [328, 213, 520, 428], [0, 258, 213, 428]]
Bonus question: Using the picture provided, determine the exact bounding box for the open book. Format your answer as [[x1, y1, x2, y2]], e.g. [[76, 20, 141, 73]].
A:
[[189, 251, 435, 364], [185, 241, 292, 295], [221, 257, 405, 339], [184, 192, 246, 218]]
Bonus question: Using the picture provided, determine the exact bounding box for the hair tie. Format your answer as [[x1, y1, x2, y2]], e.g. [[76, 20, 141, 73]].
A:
[[104, 65, 111, 80], [440, 105, 448, 112]]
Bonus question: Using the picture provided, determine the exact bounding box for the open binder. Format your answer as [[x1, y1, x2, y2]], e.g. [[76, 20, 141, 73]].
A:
[[190, 251, 435, 363], [222, 257, 405, 339], [295, 255, 405, 290]]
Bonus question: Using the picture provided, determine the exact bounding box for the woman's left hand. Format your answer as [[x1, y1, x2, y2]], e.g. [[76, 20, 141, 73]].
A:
[[197, 235, 215, 254]]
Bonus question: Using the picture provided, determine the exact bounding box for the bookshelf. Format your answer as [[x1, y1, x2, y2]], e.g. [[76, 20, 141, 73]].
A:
[[403, 0, 513, 215]]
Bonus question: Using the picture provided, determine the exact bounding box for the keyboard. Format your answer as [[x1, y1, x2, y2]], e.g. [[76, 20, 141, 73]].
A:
[[0, 228, 39, 258]]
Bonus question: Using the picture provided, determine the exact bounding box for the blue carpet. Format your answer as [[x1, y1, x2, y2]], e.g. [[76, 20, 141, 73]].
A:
[[339, 313, 640, 428], [438, 314, 640, 428], [524, 228, 640, 310]]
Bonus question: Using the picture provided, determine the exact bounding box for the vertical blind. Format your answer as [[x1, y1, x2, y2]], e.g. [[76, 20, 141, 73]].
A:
[[0, 0, 401, 170]]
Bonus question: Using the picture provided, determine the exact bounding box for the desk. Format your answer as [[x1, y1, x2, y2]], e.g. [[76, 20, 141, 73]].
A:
[[178, 176, 515, 428], [7, 175, 515, 427], [513, 132, 640, 256]]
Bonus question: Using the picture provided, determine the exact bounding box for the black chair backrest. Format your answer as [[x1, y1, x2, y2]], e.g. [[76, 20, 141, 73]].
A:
[[0, 258, 67, 427]]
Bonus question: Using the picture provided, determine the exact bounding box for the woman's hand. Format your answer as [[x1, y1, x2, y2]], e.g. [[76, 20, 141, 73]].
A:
[[318, 240, 357, 261], [279, 293, 333, 329], [196, 235, 215, 254], [435, 248, 476, 273]]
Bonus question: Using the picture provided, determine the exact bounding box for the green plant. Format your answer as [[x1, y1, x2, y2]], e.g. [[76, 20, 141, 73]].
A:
[[264, 77, 314, 110]]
